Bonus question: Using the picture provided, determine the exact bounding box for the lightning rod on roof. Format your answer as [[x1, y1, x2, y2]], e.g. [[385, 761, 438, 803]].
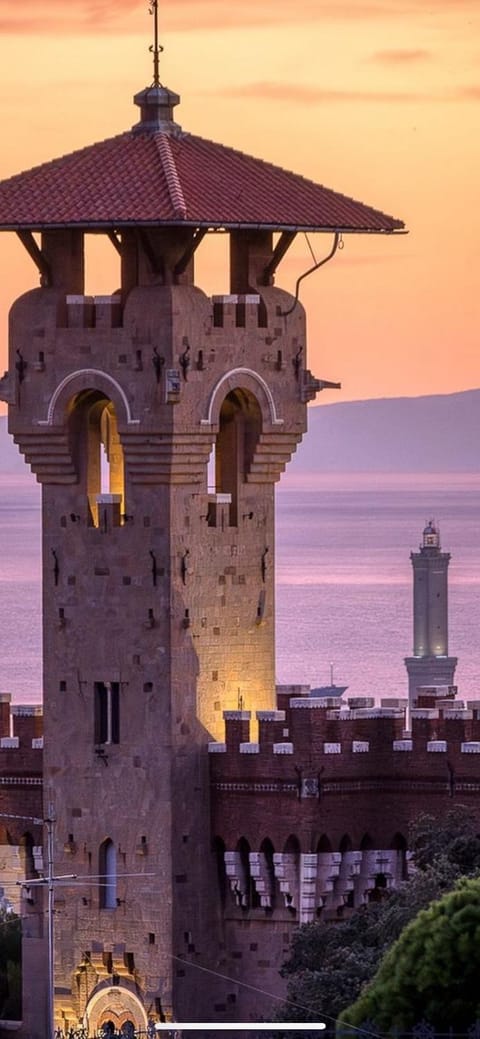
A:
[[149, 0, 163, 87]]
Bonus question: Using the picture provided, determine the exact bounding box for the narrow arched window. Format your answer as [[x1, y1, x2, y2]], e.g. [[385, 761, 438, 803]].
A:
[[99, 838, 117, 909], [70, 391, 125, 527], [215, 389, 262, 526], [95, 682, 120, 746]]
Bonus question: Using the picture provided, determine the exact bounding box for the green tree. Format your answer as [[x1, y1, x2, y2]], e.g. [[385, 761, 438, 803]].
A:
[[276, 808, 480, 1030], [338, 876, 480, 1031], [409, 805, 480, 873], [277, 867, 453, 1031]]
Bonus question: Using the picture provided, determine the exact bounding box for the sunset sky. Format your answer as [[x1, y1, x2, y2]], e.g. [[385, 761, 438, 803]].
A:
[[0, 0, 478, 412]]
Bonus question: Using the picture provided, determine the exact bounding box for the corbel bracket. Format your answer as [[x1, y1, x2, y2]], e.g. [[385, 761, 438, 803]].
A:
[[107, 230, 122, 255], [174, 227, 207, 279], [16, 230, 52, 287], [137, 228, 163, 277], [261, 230, 296, 285]]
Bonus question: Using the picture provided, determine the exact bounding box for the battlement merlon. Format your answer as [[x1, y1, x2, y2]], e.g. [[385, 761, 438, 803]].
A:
[[0, 696, 43, 744], [209, 689, 480, 770]]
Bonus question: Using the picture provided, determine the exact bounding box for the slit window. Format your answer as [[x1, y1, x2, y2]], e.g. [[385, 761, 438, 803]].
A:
[[99, 838, 117, 910], [95, 682, 120, 745]]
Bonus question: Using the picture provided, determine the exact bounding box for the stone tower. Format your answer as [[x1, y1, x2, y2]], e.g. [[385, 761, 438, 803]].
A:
[[405, 521, 457, 705], [0, 65, 403, 1036]]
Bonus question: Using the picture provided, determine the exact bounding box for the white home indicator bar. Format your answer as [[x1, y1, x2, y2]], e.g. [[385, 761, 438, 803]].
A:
[[154, 1026, 326, 1032]]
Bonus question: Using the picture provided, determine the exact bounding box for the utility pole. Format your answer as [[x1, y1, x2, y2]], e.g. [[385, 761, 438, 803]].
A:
[[0, 808, 76, 1039]]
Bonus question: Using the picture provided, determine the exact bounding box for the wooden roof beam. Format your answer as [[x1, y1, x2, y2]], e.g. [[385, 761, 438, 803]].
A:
[[16, 230, 52, 287], [261, 231, 296, 285]]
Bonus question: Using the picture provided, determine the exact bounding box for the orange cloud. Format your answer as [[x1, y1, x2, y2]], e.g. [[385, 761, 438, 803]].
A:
[[456, 85, 480, 99], [370, 48, 432, 63]]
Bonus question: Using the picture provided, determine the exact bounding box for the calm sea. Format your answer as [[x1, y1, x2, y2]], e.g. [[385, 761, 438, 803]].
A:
[[1, 471, 479, 705]]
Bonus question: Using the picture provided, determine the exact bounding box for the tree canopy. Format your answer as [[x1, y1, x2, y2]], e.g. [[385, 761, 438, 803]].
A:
[[276, 808, 480, 1032], [338, 876, 480, 1031]]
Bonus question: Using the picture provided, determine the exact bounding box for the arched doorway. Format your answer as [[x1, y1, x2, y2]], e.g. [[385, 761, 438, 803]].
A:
[[84, 983, 148, 1036]]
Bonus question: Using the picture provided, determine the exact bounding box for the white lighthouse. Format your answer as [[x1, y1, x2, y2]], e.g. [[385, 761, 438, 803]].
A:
[[405, 520, 457, 707]]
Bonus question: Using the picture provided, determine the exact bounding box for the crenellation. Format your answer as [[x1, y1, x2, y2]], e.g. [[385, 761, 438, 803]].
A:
[[12, 704, 43, 745]]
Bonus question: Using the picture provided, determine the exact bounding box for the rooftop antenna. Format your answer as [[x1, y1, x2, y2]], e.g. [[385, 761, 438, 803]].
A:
[[149, 0, 163, 87]]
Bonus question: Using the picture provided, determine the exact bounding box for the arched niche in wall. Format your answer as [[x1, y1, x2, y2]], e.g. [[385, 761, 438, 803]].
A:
[[339, 834, 352, 854], [316, 834, 332, 853], [259, 836, 277, 909], [99, 837, 117, 910], [214, 388, 262, 526], [68, 389, 125, 526]]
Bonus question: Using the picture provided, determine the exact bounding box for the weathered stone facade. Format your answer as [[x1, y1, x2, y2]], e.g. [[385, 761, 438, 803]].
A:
[[5, 220, 312, 1033], [0, 65, 409, 1037]]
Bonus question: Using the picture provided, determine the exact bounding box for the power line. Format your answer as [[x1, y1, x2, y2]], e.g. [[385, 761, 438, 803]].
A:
[[171, 955, 383, 1039]]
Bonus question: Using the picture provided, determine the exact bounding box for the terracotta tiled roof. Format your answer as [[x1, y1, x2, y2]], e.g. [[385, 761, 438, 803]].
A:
[[0, 123, 404, 234]]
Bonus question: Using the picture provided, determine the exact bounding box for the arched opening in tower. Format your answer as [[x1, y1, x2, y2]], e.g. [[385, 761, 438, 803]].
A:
[[69, 390, 125, 526], [214, 388, 262, 526]]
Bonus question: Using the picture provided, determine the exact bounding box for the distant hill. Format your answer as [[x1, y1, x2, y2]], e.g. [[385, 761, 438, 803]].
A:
[[290, 389, 480, 472], [1, 389, 479, 475]]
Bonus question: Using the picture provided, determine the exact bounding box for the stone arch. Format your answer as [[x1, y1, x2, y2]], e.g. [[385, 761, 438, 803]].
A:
[[339, 834, 352, 854], [316, 834, 332, 853], [259, 836, 277, 908], [391, 831, 408, 881], [236, 836, 258, 908], [360, 833, 374, 851], [40, 368, 137, 428], [277, 835, 300, 913], [84, 982, 148, 1036], [67, 387, 125, 524], [203, 367, 283, 429], [213, 387, 263, 524]]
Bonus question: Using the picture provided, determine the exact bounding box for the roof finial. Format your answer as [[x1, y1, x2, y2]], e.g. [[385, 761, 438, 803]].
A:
[[149, 0, 163, 87]]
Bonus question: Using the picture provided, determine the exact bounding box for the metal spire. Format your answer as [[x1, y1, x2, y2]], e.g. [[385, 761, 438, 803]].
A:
[[149, 0, 163, 87]]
